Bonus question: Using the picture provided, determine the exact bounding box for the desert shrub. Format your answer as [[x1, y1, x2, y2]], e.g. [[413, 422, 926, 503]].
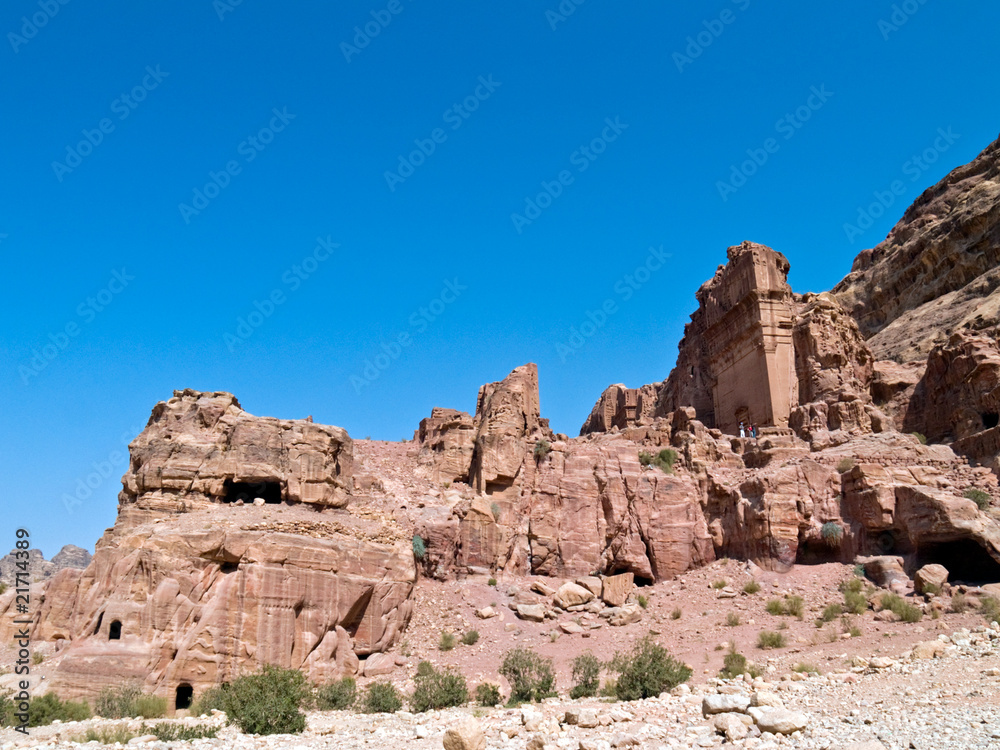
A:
[[638, 450, 653, 466], [719, 649, 747, 679], [765, 598, 784, 616], [150, 724, 219, 741], [439, 631, 456, 651], [77, 727, 138, 744], [362, 682, 403, 714], [569, 652, 601, 699], [757, 630, 786, 649], [881, 593, 922, 623], [216, 665, 308, 735], [652, 448, 678, 473], [0, 583, 6, 595], [911, 432, 927, 444], [94, 683, 166, 719], [712, 579, 728, 590], [609, 635, 691, 701], [316, 677, 356, 711], [725, 612, 741, 627], [981, 596, 1000, 624], [0, 691, 14, 727], [792, 662, 819, 674], [670, 608, 682, 620], [475, 683, 502, 707], [821, 522, 844, 547], [190, 686, 226, 716], [836, 457, 856, 473], [461, 630, 480, 646], [490, 501, 502, 520], [785, 595, 804, 619], [415, 660, 435, 677], [411, 665, 468, 712], [25, 693, 91, 726], [843, 589, 868, 615], [534, 440, 551, 460], [488, 577, 497, 587], [818, 603, 843, 624], [636, 594, 648, 609], [31, 653, 44, 665], [950, 592, 968, 613], [849, 625, 862, 637], [499, 647, 556, 704], [964, 488, 991, 510], [743, 580, 761, 594], [412, 535, 426, 560]]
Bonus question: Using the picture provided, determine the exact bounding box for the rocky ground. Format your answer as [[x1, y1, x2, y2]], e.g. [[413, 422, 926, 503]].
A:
[[4, 556, 997, 750]]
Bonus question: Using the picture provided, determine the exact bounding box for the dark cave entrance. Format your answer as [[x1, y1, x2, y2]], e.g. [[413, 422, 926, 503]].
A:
[[915, 540, 1000, 585], [983, 412, 999, 429], [796, 538, 841, 565], [108, 620, 122, 640], [175, 684, 193, 711], [222, 479, 283, 505]]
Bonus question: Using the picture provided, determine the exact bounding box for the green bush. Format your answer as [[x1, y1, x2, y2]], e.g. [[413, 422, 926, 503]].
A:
[[636, 594, 648, 609], [190, 686, 226, 717], [757, 630, 786, 649], [980, 596, 1000, 624], [475, 683, 502, 707], [24, 693, 91, 726], [95, 684, 164, 719], [569, 652, 601, 699], [712, 579, 728, 590], [766, 595, 803, 618], [718, 646, 760, 679], [821, 522, 844, 547], [609, 635, 691, 701], [964, 488, 991, 510], [461, 630, 480, 646], [836, 457, 856, 473], [439, 631, 456, 651], [216, 665, 308, 735], [410, 665, 468, 712], [670, 608, 682, 620], [652, 448, 678, 473], [765, 598, 784, 616], [499, 647, 556, 704], [843, 590, 867, 615], [725, 612, 741, 627], [488, 577, 497, 587], [743, 580, 761, 594], [76, 727, 138, 744], [534, 441, 551, 460], [316, 677, 356, 711], [0, 691, 14, 727], [911, 432, 927, 444], [412, 535, 427, 560], [638, 451, 653, 467], [490, 501, 502, 521], [792, 662, 819, 674], [818, 603, 843, 624], [950, 591, 968, 613], [149, 724, 219, 741], [0, 582, 6, 595], [881, 594, 923, 623], [362, 682, 403, 714]]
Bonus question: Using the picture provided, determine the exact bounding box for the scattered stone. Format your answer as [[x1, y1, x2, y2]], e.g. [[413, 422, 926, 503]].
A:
[[442, 716, 485, 750], [554, 582, 595, 609], [601, 572, 635, 607], [749, 706, 809, 734], [703, 694, 751, 715], [914, 564, 949, 594]]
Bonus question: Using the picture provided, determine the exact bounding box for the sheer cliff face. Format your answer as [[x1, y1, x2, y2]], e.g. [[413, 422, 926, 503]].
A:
[[833, 134, 1000, 364]]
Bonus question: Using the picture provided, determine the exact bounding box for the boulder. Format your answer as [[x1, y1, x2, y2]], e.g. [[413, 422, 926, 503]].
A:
[[914, 564, 949, 594], [911, 640, 946, 660], [712, 713, 749, 741], [607, 603, 643, 627], [553, 582, 594, 609], [702, 694, 751, 716], [363, 652, 395, 677], [475, 606, 498, 620], [749, 706, 809, 734], [576, 576, 603, 596], [443, 717, 486, 750], [856, 556, 909, 590], [751, 691, 784, 709], [601, 572, 634, 607], [516, 604, 547, 622]]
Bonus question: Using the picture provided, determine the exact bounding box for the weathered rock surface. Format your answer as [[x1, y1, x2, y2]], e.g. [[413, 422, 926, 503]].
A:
[[834, 133, 1000, 363], [0, 544, 91, 586], [415, 407, 475, 484]]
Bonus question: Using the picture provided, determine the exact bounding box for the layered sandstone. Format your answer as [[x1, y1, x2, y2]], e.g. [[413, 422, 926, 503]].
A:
[[833, 133, 1000, 362]]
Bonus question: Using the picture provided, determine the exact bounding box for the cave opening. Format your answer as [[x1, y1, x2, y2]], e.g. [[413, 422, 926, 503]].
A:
[[915, 540, 1000, 584], [108, 620, 122, 640], [983, 412, 999, 429], [175, 684, 193, 711], [222, 479, 283, 505]]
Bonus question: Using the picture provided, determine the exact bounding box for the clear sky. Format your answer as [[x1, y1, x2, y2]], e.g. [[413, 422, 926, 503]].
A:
[[3, 1, 999, 557]]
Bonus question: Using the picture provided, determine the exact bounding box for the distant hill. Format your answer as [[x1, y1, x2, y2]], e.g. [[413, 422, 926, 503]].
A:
[[0, 544, 92, 585]]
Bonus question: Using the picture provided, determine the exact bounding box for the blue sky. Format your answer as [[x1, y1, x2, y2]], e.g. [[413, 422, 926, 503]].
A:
[[2, 1, 999, 557]]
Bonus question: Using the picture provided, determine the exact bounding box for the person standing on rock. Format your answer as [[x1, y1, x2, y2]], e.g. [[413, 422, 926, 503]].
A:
[[739, 422, 745, 438]]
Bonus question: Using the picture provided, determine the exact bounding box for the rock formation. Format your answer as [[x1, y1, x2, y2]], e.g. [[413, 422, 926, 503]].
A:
[[0, 544, 92, 586], [1, 391, 413, 709], [833, 133, 1000, 363]]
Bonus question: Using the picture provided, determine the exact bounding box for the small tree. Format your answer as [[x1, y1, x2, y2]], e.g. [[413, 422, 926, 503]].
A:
[[475, 683, 502, 707], [217, 665, 308, 735], [608, 635, 691, 700], [316, 677, 356, 711], [412, 535, 427, 560], [569, 652, 601, 699], [410, 665, 468, 712], [499, 647, 556, 704], [821, 522, 844, 547], [361, 682, 403, 714], [534, 440, 551, 460]]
